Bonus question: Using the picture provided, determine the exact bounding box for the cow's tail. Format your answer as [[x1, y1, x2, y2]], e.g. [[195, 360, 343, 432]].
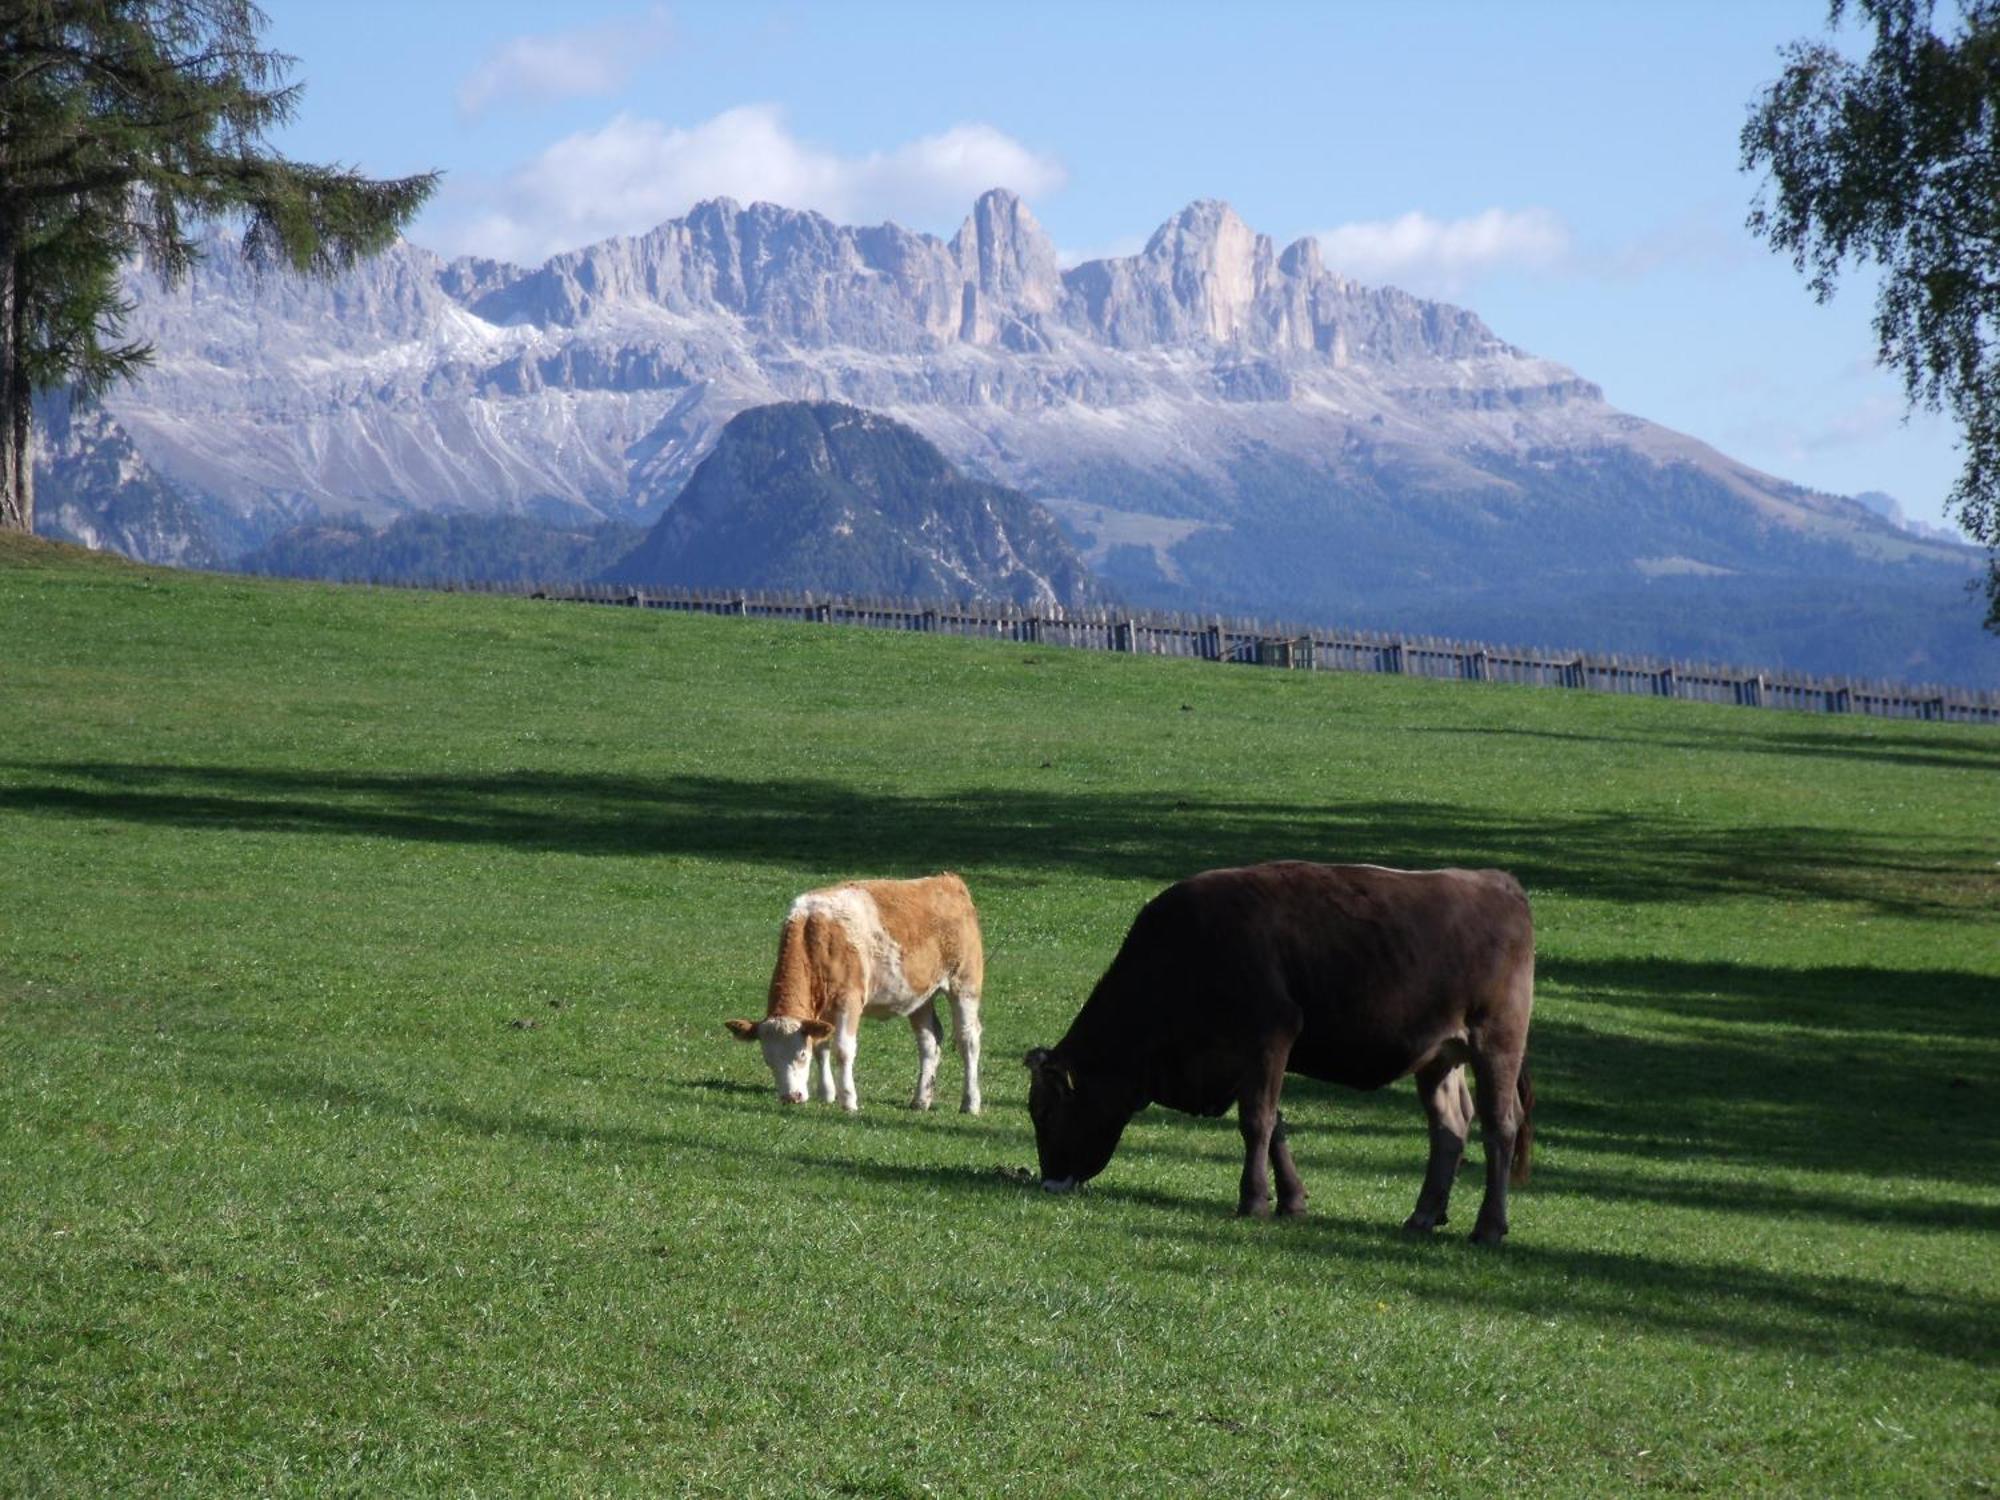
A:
[[1510, 1057, 1535, 1186]]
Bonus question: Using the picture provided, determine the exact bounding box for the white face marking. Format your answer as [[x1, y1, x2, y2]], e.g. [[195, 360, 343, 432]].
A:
[[756, 1017, 814, 1102]]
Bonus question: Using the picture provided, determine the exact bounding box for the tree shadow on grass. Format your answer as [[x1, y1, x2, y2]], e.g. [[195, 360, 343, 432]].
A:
[[217, 1059, 1997, 1365], [1410, 722, 2000, 776], [1523, 961, 1999, 1188], [1095, 951, 2000, 1218], [1126, 1215, 1998, 1366], [1546, 955, 1998, 1042], [1080, 942, 2000, 1180], [2, 760, 1991, 915]]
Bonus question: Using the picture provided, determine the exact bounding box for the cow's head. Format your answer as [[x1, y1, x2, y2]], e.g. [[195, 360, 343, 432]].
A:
[[1023, 1047, 1135, 1192], [725, 1015, 834, 1103]]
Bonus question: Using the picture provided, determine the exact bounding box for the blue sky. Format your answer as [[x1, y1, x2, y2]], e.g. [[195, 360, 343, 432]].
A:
[[259, 0, 1961, 528]]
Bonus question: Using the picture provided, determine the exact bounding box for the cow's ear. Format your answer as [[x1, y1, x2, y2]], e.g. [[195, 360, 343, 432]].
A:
[[723, 1019, 762, 1042], [1023, 1047, 1051, 1072], [798, 1018, 834, 1040]]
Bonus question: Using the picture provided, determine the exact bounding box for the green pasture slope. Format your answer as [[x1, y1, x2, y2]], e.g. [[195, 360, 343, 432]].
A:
[[2, 535, 1996, 1496]]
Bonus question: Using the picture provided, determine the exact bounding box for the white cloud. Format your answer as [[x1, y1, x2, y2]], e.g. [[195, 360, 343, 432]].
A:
[[1314, 208, 1571, 295], [1723, 393, 1926, 483], [425, 104, 1066, 263], [1599, 208, 1754, 280], [1802, 393, 1908, 453], [456, 9, 673, 120]]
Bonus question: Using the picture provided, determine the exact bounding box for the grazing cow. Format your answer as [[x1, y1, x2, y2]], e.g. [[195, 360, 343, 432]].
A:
[[726, 873, 985, 1114], [1023, 861, 1536, 1243]]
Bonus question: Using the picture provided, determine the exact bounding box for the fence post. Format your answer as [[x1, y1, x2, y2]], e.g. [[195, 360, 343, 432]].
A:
[[921, 608, 937, 633], [1466, 649, 1488, 682], [1114, 619, 1135, 653]]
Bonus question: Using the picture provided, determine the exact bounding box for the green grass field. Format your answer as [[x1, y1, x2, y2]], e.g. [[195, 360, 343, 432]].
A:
[[3, 536, 1996, 1496]]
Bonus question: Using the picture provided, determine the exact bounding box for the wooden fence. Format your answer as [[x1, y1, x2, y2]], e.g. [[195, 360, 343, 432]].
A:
[[372, 577, 2000, 725]]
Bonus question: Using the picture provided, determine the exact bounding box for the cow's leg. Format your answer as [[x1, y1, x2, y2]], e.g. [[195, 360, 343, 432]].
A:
[[809, 1037, 836, 1103], [1468, 1046, 1524, 1245], [1404, 1059, 1471, 1233], [1268, 1111, 1307, 1217], [833, 1015, 861, 1113], [1236, 1027, 1300, 1217], [947, 986, 982, 1115], [908, 998, 943, 1110]]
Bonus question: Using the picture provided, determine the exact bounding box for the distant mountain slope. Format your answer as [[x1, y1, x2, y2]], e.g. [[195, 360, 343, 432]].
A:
[[610, 401, 1099, 607], [32, 392, 227, 567], [33, 188, 1995, 683], [238, 512, 643, 585]]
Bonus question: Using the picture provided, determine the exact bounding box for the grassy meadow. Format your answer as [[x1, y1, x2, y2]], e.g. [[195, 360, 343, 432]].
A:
[[2, 535, 1996, 1495]]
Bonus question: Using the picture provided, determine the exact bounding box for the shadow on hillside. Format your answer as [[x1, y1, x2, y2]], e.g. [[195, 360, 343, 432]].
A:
[[1525, 957, 1999, 1190], [216, 1057, 1997, 1364], [1086, 952, 2000, 1208], [1544, 954, 1998, 1040], [1128, 1215, 1997, 1365], [2, 759, 1989, 915], [1411, 722, 2000, 775]]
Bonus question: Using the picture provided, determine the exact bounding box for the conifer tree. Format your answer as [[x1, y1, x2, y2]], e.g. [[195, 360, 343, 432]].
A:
[[0, 0, 436, 532]]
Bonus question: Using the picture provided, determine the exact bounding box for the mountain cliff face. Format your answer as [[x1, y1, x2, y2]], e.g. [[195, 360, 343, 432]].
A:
[[32, 391, 228, 567], [35, 188, 1991, 681], [612, 401, 1098, 607]]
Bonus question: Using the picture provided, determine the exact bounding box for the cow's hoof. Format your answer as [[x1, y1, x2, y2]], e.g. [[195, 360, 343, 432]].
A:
[[1402, 1211, 1445, 1234], [1236, 1199, 1273, 1219], [1277, 1196, 1309, 1218], [909, 1099, 934, 1112], [1470, 1221, 1508, 1246], [961, 1101, 982, 1116]]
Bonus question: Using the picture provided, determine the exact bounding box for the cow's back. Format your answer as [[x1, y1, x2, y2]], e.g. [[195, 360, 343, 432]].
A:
[[1063, 862, 1531, 1109], [855, 873, 983, 995]]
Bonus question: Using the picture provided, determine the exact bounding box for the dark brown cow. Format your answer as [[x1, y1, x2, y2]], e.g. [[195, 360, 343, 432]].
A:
[[1023, 861, 1536, 1243]]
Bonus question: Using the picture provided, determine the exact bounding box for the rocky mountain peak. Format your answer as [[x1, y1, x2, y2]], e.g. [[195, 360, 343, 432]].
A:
[[949, 186, 1061, 345], [613, 400, 1099, 607], [1134, 198, 1270, 343], [1277, 235, 1324, 281]]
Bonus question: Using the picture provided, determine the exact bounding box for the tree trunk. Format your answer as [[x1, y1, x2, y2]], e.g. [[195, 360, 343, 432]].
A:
[[0, 213, 21, 534], [7, 340, 29, 535]]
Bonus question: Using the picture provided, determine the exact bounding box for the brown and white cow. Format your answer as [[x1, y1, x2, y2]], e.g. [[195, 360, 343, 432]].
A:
[[726, 873, 985, 1113], [1024, 861, 1536, 1243]]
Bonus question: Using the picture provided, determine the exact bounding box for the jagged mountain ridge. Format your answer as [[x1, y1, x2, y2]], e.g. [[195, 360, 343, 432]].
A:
[[39, 188, 1991, 680], [612, 401, 1099, 607], [81, 189, 1716, 528]]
